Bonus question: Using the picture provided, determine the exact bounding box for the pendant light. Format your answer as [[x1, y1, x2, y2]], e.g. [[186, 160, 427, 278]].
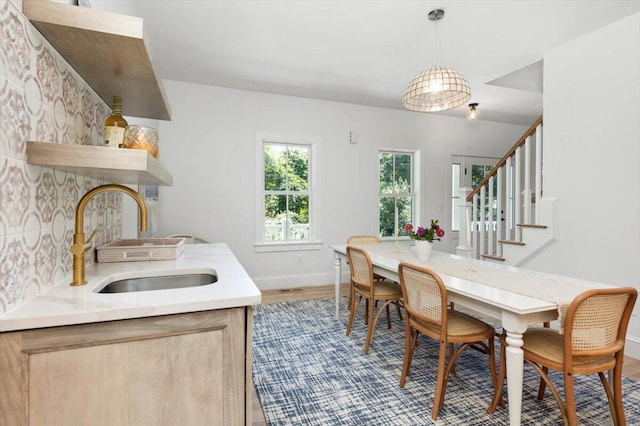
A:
[[403, 9, 471, 112], [468, 103, 479, 120]]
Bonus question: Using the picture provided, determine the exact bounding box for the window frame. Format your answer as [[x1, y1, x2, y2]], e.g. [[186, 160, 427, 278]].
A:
[[378, 149, 420, 240], [255, 132, 322, 252]]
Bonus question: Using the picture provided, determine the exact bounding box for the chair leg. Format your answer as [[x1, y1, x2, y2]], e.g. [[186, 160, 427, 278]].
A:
[[612, 361, 626, 426], [488, 334, 507, 413], [527, 360, 569, 425], [400, 328, 418, 387], [449, 343, 456, 375], [385, 303, 392, 329], [364, 299, 369, 325], [346, 296, 361, 336], [597, 372, 619, 426], [363, 297, 376, 354], [564, 371, 578, 426], [537, 366, 549, 400], [395, 301, 403, 321], [431, 341, 449, 420], [366, 300, 394, 353], [486, 336, 500, 402], [348, 283, 354, 311]]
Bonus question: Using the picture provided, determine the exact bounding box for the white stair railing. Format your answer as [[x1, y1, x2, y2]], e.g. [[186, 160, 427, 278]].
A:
[[465, 116, 544, 261]]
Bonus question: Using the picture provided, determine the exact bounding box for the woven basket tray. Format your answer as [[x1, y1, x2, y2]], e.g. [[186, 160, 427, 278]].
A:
[[97, 238, 185, 263]]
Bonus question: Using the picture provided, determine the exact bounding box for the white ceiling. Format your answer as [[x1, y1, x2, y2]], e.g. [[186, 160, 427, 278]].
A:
[[91, 0, 640, 126]]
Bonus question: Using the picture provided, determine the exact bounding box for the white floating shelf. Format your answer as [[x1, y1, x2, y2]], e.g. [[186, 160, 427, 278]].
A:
[[27, 142, 173, 186]]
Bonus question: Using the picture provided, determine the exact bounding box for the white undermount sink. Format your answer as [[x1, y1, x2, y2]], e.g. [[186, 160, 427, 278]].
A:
[[95, 271, 218, 294]]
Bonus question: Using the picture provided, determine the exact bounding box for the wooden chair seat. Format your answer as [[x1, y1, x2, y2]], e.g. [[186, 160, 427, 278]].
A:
[[524, 328, 615, 368], [411, 310, 495, 340], [366, 280, 402, 298]]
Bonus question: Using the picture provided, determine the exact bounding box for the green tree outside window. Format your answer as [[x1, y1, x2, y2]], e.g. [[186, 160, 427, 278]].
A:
[[263, 144, 310, 241], [379, 152, 413, 237]]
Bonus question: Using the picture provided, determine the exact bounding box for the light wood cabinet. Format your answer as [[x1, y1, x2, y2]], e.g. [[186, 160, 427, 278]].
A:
[[0, 308, 253, 425]]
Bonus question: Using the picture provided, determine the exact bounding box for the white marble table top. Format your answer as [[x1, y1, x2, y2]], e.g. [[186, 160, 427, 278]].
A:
[[333, 242, 615, 324]]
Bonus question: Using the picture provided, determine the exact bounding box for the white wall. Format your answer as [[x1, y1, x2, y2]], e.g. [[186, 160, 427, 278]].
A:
[[155, 82, 527, 288], [527, 12, 640, 358]]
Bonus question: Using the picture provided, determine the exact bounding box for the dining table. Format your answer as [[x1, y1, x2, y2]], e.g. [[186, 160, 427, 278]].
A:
[[330, 241, 615, 426]]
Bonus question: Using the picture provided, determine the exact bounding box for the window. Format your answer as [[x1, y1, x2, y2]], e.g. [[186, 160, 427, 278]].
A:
[[255, 132, 321, 252], [378, 151, 416, 238]]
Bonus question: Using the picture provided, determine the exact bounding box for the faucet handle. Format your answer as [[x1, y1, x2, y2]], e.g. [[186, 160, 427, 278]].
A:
[[86, 229, 97, 244], [70, 229, 98, 256]]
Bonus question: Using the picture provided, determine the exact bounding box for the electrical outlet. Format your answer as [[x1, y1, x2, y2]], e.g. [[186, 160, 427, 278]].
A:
[[297, 254, 304, 264]]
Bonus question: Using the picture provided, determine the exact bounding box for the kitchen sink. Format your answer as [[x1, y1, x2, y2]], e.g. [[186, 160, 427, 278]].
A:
[[97, 273, 218, 293]]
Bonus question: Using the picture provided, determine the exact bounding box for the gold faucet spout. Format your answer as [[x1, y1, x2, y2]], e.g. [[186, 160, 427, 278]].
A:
[[71, 184, 148, 286]]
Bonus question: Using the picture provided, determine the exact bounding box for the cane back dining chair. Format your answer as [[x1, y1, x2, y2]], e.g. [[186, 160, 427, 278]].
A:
[[398, 262, 499, 420], [345, 245, 403, 354], [346, 236, 403, 321], [488, 287, 637, 426], [347, 235, 387, 283]]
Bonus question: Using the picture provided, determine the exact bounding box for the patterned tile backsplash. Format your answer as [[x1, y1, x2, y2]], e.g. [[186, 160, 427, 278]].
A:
[[0, 0, 123, 315]]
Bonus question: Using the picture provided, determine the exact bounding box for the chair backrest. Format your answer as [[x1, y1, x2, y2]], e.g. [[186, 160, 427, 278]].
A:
[[398, 262, 448, 329], [347, 235, 380, 244], [346, 246, 374, 294], [564, 287, 637, 361]]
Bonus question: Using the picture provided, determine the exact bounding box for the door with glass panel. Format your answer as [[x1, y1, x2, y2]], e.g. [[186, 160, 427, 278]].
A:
[[451, 156, 499, 252]]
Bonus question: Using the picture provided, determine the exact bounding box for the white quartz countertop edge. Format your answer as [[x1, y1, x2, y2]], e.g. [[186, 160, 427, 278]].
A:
[[0, 243, 262, 332]]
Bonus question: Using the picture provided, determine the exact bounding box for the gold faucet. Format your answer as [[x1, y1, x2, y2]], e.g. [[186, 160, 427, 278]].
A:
[[71, 184, 148, 286]]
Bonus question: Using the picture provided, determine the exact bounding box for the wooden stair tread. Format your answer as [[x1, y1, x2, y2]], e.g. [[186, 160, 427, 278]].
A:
[[481, 254, 505, 261], [517, 223, 548, 229], [499, 239, 525, 246]]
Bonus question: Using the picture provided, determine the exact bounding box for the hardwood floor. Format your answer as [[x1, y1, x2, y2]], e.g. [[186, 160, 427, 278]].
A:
[[250, 284, 640, 425]]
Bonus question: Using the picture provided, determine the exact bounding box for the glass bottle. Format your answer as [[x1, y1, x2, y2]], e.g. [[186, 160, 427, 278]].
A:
[[103, 96, 128, 148]]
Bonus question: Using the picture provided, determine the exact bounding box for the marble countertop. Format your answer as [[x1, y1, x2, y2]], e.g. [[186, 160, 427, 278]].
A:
[[0, 243, 262, 332]]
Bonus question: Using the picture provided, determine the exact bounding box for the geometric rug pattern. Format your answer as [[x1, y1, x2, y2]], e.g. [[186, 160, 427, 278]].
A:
[[252, 298, 640, 425]]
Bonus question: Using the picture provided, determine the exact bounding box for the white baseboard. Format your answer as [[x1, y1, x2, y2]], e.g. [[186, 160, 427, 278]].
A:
[[251, 272, 348, 290], [626, 336, 639, 361]]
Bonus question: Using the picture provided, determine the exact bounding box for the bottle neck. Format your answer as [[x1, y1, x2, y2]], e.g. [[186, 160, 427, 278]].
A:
[[112, 97, 123, 115]]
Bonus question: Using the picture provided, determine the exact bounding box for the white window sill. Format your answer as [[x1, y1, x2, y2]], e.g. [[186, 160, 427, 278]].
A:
[[254, 241, 323, 253]]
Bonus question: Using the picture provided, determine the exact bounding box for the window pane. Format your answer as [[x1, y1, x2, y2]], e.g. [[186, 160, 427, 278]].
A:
[[451, 163, 461, 231], [397, 196, 412, 236], [471, 164, 485, 188], [451, 163, 460, 196], [287, 146, 309, 191], [394, 154, 411, 194], [264, 145, 286, 190], [379, 197, 395, 237], [288, 195, 309, 240], [264, 194, 286, 240], [452, 198, 460, 231], [378, 196, 412, 238], [379, 153, 394, 194]]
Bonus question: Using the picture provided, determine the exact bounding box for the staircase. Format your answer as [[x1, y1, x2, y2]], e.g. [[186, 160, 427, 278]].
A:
[[458, 116, 558, 267]]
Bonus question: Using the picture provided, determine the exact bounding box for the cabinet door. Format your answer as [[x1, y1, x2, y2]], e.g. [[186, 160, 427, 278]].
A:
[[0, 309, 246, 425]]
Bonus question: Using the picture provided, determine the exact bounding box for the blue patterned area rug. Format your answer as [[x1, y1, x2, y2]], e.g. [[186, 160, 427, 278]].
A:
[[252, 298, 640, 425]]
